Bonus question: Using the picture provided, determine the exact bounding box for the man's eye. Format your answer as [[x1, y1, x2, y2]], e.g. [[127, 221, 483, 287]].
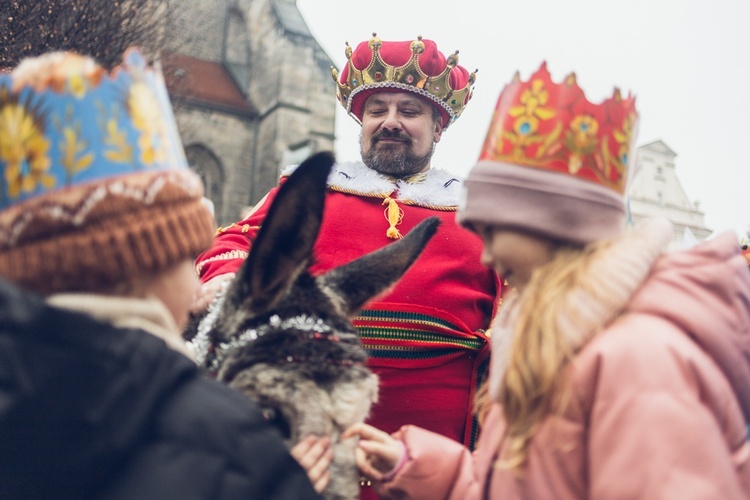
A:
[[401, 110, 418, 116], [368, 109, 386, 115]]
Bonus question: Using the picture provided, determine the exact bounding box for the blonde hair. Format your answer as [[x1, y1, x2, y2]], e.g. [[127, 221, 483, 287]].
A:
[[474, 375, 492, 426], [497, 239, 614, 469]]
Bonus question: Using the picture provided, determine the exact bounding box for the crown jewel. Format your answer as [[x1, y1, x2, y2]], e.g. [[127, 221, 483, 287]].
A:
[[479, 62, 638, 194], [331, 33, 477, 129]]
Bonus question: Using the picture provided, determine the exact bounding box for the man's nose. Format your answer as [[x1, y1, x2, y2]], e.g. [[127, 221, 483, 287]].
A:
[[381, 108, 401, 131]]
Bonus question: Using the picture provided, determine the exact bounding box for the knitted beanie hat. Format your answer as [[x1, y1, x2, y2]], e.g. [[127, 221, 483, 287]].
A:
[[0, 49, 215, 295], [458, 63, 638, 245]]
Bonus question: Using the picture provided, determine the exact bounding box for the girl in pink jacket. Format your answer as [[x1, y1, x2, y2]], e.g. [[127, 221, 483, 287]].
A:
[[343, 63, 750, 498]]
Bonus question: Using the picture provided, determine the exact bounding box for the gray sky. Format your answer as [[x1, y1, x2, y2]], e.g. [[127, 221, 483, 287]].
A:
[[297, 0, 750, 239]]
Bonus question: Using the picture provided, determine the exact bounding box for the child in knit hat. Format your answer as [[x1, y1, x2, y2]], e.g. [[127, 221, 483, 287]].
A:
[[344, 63, 750, 498], [0, 49, 327, 498]]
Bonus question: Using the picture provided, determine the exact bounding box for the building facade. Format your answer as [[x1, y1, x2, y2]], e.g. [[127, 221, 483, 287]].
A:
[[628, 140, 712, 249], [163, 0, 336, 225]]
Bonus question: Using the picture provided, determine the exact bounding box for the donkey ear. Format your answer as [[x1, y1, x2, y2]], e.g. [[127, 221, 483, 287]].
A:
[[320, 217, 440, 316], [224, 151, 334, 315]]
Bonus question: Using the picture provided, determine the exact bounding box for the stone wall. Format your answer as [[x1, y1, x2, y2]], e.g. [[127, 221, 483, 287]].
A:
[[166, 0, 225, 61], [176, 107, 256, 224], [165, 0, 336, 225]]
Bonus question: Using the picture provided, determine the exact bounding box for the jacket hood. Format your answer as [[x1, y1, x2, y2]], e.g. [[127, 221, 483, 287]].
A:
[[0, 278, 198, 497], [628, 231, 750, 419]]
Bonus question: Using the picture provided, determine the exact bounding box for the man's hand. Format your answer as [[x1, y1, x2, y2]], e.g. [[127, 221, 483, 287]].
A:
[[190, 273, 235, 313]]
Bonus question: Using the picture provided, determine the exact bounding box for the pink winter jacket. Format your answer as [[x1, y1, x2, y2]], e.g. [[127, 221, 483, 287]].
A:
[[378, 228, 750, 499]]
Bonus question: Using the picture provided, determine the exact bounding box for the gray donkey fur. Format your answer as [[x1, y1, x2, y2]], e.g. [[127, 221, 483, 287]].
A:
[[186, 152, 439, 499]]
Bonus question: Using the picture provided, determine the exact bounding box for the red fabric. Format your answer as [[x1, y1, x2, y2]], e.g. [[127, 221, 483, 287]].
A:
[[198, 186, 499, 339], [346, 38, 454, 78]]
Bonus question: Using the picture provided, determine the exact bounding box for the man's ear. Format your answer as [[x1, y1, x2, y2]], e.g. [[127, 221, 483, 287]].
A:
[[433, 119, 444, 143]]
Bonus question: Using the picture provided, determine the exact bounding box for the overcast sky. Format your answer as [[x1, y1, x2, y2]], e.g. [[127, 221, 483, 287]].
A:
[[297, 0, 750, 239]]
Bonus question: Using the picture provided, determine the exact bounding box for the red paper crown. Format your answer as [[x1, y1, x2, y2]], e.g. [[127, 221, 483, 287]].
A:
[[331, 33, 476, 129], [479, 62, 638, 194]]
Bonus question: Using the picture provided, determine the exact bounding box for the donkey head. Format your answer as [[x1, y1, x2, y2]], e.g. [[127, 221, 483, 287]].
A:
[[190, 152, 438, 498]]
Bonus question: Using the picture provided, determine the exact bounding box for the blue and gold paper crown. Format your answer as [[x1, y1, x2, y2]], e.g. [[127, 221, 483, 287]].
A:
[[0, 48, 188, 209], [0, 49, 215, 295]]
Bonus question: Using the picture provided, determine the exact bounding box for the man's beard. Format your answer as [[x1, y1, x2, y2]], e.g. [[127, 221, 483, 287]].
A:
[[360, 130, 434, 177]]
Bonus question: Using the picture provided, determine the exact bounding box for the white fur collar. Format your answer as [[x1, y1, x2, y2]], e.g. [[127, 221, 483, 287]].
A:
[[281, 161, 463, 209], [489, 217, 674, 401]]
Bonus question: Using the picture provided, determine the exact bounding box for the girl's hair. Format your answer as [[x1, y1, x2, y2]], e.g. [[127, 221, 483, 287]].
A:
[[497, 239, 613, 469], [474, 374, 492, 426]]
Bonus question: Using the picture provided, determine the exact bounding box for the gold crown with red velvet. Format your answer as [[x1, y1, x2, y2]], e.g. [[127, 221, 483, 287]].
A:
[[479, 62, 638, 194], [331, 33, 477, 130]]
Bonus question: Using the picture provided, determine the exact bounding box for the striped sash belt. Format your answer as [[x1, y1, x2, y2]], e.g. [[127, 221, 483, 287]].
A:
[[353, 307, 487, 367], [354, 305, 490, 450]]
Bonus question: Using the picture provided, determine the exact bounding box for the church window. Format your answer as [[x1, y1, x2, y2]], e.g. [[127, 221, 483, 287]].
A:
[[186, 144, 225, 223]]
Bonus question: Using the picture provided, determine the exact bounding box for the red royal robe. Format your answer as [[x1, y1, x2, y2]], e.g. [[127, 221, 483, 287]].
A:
[[195, 161, 502, 496]]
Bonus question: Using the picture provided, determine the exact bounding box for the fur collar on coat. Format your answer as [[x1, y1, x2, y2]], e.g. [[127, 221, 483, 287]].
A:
[[282, 160, 464, 209]]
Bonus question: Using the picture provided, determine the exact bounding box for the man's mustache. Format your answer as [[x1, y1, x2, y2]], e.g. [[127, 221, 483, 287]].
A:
[[371, 130, 411, 145]]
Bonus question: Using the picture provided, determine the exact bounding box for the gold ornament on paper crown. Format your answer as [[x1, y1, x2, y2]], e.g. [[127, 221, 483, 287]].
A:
[[331, 33, 477, 128], [480, 62, 638, 194]]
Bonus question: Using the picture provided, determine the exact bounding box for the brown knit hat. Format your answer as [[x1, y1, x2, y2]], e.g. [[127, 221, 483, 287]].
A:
[[458, 63, 639, 245], [0, 49, 215, 295]]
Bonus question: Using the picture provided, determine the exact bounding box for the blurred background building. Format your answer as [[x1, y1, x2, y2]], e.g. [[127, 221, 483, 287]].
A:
[[628, 140, 712, 249], [163, 0, 336, 225], [1, 1, 717, 238], [1, 0, 337, 226]]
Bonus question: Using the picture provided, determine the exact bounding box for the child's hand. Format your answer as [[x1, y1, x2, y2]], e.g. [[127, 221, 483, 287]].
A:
[[290, 435, 333, 494], [342, 423, 405, 482]]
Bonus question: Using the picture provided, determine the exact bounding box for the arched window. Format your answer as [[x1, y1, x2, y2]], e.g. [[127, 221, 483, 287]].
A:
[[185, 144, 224, 223], [223, 6, 251, 91]]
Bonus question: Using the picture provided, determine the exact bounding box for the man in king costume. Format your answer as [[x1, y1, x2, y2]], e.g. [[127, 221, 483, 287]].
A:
[[192, 33, 503, 497]]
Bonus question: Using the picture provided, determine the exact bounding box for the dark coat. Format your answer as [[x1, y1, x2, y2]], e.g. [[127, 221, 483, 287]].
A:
[[0, 278, 319, 499]]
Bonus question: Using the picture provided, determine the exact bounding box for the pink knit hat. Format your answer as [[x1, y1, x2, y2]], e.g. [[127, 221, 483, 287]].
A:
[[458, 63, 638, 245]]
